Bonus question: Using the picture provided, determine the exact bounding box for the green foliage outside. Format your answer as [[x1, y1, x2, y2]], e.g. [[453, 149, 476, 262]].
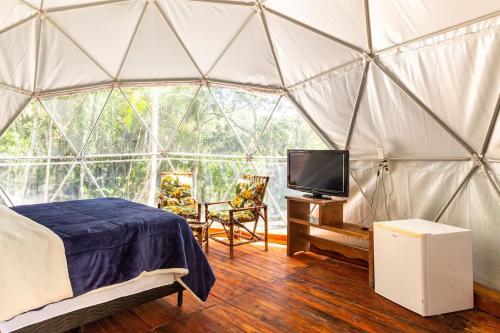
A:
[[0, 85, 327, 230]]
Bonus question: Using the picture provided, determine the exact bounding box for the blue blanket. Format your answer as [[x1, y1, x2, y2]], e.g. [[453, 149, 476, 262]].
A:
[[12, 198, 215, 301]]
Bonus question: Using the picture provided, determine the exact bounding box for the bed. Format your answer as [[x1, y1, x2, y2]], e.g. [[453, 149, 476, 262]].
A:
[[0, 198, 215, 333]]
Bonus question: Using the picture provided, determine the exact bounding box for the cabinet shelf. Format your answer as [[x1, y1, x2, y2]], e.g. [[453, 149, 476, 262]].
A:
[[288, 218, 370, 240]]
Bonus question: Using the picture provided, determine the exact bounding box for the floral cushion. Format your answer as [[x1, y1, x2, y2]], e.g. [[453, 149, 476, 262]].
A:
[[208, 179, 265, 223], [160, 175, 192, 200], [163, 205, 198, 217], [159, 174, 198, 218], [161, 196, 195, 207], [208, 209, 256, 223], [230, 179, 265, 208]]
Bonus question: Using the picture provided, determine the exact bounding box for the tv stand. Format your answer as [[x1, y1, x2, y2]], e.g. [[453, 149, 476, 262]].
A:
[[286, 195, 374, 287]]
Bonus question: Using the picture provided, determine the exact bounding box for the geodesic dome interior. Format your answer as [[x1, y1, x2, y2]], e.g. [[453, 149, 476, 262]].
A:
[[0, 0, 499, 289]]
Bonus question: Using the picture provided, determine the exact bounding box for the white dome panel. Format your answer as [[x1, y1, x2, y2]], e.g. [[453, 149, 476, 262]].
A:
[[348, 160, 472, 224], [370, 0, 500, 51], [159, 0, 255, 76], [119, 3, 200, 81], [349, 65, 469, 159], [264, 0, 368, 51], [440, 164, 500, 290], [209, 14, 282, 88], [487, 116, 500, 159], [290, 64, 364, 149], [0, 0, 37, 31], [48, 0, 147, 78], [0, 18, 37, 91], [380, 22, 500, 155], [42, 0, 116, 9], [266, 10, 361, 87], [37, 20, 111, 91], [0, 88, 31, 136]]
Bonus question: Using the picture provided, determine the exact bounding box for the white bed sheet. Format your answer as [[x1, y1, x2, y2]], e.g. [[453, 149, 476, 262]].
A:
[[0, 271, 181, 333]]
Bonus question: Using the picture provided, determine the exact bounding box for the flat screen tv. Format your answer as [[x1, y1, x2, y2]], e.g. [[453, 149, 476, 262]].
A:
[[287, 150, 349, 199]]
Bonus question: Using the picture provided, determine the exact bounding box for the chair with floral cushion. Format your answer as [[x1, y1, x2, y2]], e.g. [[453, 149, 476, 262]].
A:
[[158, 172, 201, 221], [205, 175, 269, 258]]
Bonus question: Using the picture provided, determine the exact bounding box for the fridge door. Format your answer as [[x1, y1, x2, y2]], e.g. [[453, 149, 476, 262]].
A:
[[374, 224, 427, 315]]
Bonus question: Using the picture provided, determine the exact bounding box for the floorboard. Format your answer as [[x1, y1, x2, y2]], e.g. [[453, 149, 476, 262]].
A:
[[83, 242, 500, 333]]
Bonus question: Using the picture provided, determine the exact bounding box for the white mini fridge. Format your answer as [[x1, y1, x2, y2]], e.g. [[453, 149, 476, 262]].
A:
[[374, 219, 473, 316]]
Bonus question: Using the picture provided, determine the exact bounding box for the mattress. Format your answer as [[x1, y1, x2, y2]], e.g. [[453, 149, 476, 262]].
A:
[[0, 271, 179, 333]]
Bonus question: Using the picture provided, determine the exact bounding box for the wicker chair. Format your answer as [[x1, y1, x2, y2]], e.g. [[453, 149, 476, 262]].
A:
[[205, 175, 269, 258], [157, 172, 201, 221]]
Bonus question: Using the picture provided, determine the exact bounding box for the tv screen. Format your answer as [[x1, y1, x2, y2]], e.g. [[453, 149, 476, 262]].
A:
[[287, 150, 349, 198]]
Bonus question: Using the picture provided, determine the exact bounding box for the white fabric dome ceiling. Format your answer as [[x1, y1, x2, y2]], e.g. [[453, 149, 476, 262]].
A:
[[0, 0, 499, 289]]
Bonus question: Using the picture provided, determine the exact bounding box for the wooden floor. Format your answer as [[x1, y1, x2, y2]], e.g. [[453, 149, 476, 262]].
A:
[[84, 242, 500, 333]]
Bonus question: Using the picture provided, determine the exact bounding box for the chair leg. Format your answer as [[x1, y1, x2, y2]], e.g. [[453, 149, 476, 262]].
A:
[[197, 228, 203, 245], [264, 206, 268, 251], [177, 289, 183, 307], [229, 222, 234, 259], [204, 225, 209, 253]]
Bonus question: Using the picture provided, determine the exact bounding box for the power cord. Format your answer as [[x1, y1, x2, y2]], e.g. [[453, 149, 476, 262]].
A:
[[369, 159, 391, 222]]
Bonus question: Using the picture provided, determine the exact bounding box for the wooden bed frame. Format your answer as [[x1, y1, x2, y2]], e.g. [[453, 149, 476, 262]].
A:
[[12, 282, 184, 333]]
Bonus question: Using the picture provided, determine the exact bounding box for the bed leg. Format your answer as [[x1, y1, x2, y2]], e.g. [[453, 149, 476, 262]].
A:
[[177, 289, 184, 307]]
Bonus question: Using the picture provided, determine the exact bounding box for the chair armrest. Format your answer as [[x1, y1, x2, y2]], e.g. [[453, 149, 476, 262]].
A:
[[205, 200, 232, 206], [228, 205, 266, 212]]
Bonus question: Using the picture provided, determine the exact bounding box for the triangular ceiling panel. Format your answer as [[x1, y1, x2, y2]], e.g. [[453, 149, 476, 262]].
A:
[[170, 87, 245, 155], [84, 89, 154, 155], [122, 85, 199, 149], [42, 1, 108, 9], [48, 0, 146, 78], [209, 14, 282, 88], [255, 97, 328, 157], [486, 116, 499, 158], [37, 20, 110, 91], [348, 65, 469, 159], [120, 3, 199, 81], [212, 86, 279, 153], [264, 0, 369, 51], [0, 0, 37, 31], [0, 100, 75, 158], [22, 1, 41, 10], [290, 64, 364, 149], [158, 0, 254, 75], [266, 10, 362, 87], [380, 25, 500, 154], [0, 87, 31, 136], [41, 90, 110, 153], [370, 0, 500, 51], [0, 18, 37, 91]]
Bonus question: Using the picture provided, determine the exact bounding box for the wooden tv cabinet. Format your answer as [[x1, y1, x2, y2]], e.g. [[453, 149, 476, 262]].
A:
[[286, 195, 374, 287]]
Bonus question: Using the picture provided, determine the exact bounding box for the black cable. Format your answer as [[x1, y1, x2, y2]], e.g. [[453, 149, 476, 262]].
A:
[[381, 171, 391, 220], [370, 166, 381, 222]]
